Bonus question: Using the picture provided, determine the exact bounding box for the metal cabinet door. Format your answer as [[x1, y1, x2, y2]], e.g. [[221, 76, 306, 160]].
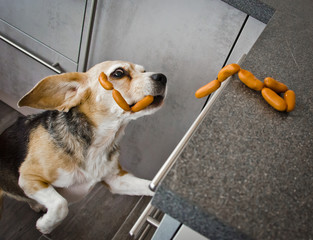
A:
[[0, 39, 57, 115], [88, 0, 247, 179], [0, 0, 87, 62]]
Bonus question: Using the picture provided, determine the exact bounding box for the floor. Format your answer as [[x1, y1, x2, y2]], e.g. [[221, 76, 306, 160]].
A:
[[0, 101, 155, 240]]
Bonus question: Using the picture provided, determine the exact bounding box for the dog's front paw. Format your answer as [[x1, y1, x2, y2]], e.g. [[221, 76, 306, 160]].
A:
[[36, 217, 53, 234], [145, 189, 155, 196]]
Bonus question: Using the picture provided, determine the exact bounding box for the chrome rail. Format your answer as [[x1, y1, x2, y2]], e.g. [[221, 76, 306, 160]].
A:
[[0, 34, 61, 74]]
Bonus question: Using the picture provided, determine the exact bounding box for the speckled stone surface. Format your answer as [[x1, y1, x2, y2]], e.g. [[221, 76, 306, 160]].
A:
[[221, 0, 275, 23], [152, 1, 313, 239]]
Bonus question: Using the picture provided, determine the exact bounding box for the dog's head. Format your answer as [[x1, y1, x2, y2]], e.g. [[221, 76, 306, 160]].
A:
[[18, 60, 167, 125]]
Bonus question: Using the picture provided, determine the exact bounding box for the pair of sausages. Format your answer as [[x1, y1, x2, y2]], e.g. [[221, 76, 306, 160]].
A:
[[195, 63, 240, 98], [195, 64, 296, 112], [98, 72, 154, 112]]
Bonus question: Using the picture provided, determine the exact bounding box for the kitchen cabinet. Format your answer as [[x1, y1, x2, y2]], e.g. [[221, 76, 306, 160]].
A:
[[0, 0, 94, 114], [0, 39, 57, 115], [173, 225, 209, 240], [151, 214, 209, 240], [0, 0, 86, 62]]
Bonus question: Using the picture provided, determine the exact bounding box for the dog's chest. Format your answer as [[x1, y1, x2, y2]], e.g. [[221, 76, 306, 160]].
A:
[[53, 169, 98, 202], [52, 156, 118, 202], [55, 181, 94, 203]]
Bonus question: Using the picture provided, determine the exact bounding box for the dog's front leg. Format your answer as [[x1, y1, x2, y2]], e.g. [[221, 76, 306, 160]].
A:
[[19, 177, 68, 234], [103, 173, 154, 196]]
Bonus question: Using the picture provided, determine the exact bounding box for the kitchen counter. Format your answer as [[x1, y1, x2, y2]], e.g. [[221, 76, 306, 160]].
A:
[[152, 0, 313, 239]]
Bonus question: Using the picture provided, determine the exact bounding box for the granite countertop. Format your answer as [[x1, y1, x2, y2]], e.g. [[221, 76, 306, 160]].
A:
[[152, 0, 313, 239]]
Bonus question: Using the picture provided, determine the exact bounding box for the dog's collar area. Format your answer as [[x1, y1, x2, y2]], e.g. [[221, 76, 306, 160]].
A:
[[98, 72, 163, 113]]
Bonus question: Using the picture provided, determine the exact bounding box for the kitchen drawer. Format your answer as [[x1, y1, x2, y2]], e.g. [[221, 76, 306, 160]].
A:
[[151, 214, 209, 240], [0, 38, 58, 115], [0, 0, 87, 62], [0, 20, 77, 73]]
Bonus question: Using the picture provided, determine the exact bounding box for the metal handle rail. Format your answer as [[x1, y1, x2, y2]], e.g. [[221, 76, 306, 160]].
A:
[[0, 34, 62, 74], [130, 202, 155, 238]]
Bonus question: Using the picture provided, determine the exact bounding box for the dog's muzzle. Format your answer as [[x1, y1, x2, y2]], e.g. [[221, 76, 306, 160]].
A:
[[146, 73, 167, 110]]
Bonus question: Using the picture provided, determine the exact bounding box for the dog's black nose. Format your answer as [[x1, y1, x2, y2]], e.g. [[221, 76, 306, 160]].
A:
[[151, 73, 167, 85]]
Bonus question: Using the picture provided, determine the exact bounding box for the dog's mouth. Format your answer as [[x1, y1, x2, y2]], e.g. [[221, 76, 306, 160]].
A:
[[149, 95, 165, 108], [129, 95, 165, 111]]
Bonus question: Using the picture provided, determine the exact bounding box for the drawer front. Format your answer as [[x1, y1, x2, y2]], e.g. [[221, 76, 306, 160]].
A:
[[0, 39, 58, 114], [0, 20, 78, 73], [0, 0, 87, 62]]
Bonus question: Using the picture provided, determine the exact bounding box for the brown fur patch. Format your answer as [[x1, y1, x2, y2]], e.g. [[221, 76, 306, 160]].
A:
[[19, 126, 76, 195], [78, 91, 109, 128], [18, 72, 89, 112], [101, 181, 112, 191], [118, 163, 128, 176]]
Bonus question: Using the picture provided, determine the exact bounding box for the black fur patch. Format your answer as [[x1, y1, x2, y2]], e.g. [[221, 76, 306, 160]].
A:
[[0, 115, 40, 197], [41, 108, 93, 156], [0, 107, 93, 199]]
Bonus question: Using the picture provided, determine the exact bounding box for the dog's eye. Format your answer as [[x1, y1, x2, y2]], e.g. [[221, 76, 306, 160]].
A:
[[112, 68, 125, 78]]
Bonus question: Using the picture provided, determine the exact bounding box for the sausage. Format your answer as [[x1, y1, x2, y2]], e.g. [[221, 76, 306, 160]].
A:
[[98, 72, 113, 90], [261, 88, 287, 111], [284, 90, 296, 112], [264, 77, 288, 93], [112, 89, 130, 111], [131, 95, 154, 112], [195, 80, 221, 98], [217, 63, 240, 82], [238, 69, 264, 91]]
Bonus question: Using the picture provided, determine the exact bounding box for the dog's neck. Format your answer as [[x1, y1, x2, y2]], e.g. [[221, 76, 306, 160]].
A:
[[83, 115, 129, 179], [92, 118, 127, 149]]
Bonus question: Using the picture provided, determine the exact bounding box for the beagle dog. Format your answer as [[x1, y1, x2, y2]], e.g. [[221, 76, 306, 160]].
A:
[[0, 60, 167, 234]]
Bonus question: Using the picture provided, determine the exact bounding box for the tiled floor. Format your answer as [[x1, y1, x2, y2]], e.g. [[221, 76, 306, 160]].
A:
[[0, 101, 154, 240]]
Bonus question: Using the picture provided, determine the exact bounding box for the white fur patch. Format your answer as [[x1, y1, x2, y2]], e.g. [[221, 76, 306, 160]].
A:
[[104, 173, 154, 196], [134, 64, 145, 72], [106, 63, 131, 76], [53, 169, 95, 202], [28, 186, 69, 234]]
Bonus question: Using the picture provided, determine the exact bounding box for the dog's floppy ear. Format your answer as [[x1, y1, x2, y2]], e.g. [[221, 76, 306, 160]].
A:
[[18, 72, 90, 112]]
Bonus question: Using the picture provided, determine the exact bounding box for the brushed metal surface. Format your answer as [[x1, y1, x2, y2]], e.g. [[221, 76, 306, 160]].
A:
[[0, 0, 86, 62]]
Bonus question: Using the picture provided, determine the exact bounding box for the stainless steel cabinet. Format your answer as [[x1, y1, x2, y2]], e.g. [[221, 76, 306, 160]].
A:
[[0, 0, 93, 114], [151, 214, 209, 240], [0, 0, 86, 62], [0, 39, 57, 115]]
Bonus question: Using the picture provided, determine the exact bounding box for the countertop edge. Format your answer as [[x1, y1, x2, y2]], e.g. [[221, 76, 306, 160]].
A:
[[221, 0, 275, 23], [152, 185, 251, 240]]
